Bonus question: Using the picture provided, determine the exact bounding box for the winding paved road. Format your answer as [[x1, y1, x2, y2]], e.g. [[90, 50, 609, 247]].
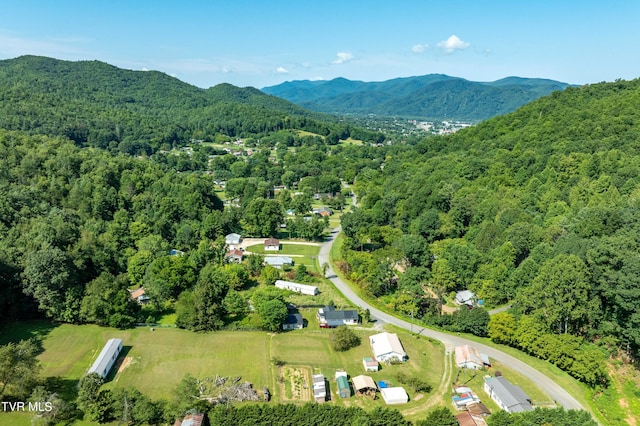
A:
[[318, 226, 584, 411]]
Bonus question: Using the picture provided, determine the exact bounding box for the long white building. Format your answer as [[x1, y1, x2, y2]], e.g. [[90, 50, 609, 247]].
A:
[[87, 338, 123, 378], [275, 280, 319, 296]]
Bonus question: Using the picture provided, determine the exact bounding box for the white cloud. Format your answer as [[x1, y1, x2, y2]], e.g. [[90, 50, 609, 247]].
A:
[[0, 31, 94, 58], [437, 35, 470, 54], [276, 66, 288, 74], [411, 43, 429, 54], [332, 52, 354, 64]]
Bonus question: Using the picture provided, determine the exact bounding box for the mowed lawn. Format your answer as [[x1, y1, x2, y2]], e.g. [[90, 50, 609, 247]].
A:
[[16, 323, 272, 401]]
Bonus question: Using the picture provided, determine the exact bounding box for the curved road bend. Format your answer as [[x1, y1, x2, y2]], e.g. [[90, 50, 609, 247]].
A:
[[318, 226, 584, 411]]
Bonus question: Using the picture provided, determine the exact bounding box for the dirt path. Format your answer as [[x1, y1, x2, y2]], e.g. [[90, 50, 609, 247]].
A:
[[401, 344, 453, 416]]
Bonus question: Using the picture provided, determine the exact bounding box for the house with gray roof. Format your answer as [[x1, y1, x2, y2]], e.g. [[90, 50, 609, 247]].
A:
[[483, 376, 533, 413], [264, 255, 293, 268], [316, 305, 358, 328]]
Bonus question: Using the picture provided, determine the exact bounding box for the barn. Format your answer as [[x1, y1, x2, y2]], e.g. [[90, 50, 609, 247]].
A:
[[87, 338, 123, 379], [352, 375, 377, 398]]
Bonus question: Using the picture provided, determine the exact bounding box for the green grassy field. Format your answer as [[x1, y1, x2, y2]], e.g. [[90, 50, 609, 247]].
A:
[[1, 317, 565, 425]]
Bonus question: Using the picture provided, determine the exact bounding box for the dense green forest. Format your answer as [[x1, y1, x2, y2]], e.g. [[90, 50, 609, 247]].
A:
[[339, 79, 640, 386], [0, 56, 383, 154], [262, 74, 571, 120]]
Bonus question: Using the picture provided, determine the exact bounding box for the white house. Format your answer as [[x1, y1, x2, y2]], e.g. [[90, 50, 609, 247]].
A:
[[275, 280, 319, 296], [225, 233, 242, 249], [454, 290, 476, 306], [264, 238, 280, 251], [369, 332, 407, 363], [455, 345, 490, 369], [380, 387, 409, 404], [87, 338, 123, 379], [316, 306, 358, 328]]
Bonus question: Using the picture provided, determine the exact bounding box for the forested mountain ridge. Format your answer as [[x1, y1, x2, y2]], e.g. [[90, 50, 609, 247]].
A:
[[0, 56, 379, 154], [341, 79, 640, 396], [262, 74, 572, 121]]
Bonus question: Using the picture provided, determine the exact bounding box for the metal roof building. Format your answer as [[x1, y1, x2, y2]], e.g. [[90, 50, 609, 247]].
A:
[[484, 376, 533, 413], [369, 332, 407, 363], [275, 280, 319, 296], [87, 338, 122, 379]]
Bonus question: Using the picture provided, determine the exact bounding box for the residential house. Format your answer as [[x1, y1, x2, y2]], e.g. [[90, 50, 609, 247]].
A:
[[264, 238, 280, 251], [454, 290, 476, 307], [484, 376, 533, 413], [316, 306, 359, 328], [313, 374, 326, 403], [264, 255, 293, 269], [129, 287, 150, 305], [225, 233, 242, 249], [362, 357, 379, 372], [313, 206, 333, 217], [275, 280, 319, 296], [282, 313, 304, 330], [369, 332, 407, 363], [225, 249, 244, 263], [87, 338, 122, 379], [455, 345, 490, 369]]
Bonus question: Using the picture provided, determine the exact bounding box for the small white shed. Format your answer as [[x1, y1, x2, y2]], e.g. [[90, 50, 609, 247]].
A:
[[380, 387, 409, 405]]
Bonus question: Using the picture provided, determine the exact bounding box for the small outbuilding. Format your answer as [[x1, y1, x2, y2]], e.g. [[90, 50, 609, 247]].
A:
[[352, 375, 377, 398], [362, 357, 379, 372], [275, 280, 319, 296], [380, 387, 409, 405], [87, 338, 123, 379], [313, 374, 327, 403], [336, 375, 351, 398]]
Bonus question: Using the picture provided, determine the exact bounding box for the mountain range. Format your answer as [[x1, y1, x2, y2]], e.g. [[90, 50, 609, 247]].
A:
[[262, 75, 573, 121], [0, 56, 361, 153]]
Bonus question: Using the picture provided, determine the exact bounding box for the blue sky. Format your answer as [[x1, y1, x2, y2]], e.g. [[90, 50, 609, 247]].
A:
[[1, 1, 638, 89]]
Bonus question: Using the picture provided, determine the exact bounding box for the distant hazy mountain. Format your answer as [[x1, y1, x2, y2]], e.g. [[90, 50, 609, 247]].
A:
[[262, 75, 572, 121]]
